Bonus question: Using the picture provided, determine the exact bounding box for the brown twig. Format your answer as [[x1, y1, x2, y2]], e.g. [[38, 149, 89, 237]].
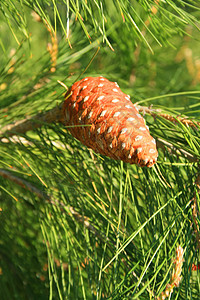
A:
[[1, 104, 198, 139], [157, 246, 184, 300], [156, 138, 198, 163], [0, 168, 47, 199], [32, 11, 58, 73], [192, 174, 200, 251], [136, 105, 199, 162], [0, 104, 65, 138], [144, 0, 160, 28], [1, 103, 199, 163], [132, 0, 160, 72], [136, 105, 199, 129], [0, 168, 111, 244], [46, 25, 58, 73]]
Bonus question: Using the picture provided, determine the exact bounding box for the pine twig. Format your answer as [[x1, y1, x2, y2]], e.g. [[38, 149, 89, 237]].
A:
[[0, 104, 65, 138], [192, 174, 200, 251], [156, 138, 198, 163], [136, 105, 199, 129], [157, 246, 184, 300], [0, 168, 47, 199], [137, 105, 200, 163], [32, 11, 58, 72], [1, 103, 199, 163], [1, 104, 198, 139], [144, 0, 160, 28], [0, 168, 111, 245]]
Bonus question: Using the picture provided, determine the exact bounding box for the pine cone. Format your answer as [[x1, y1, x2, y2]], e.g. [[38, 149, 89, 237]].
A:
[[63, 77, 158, 167]]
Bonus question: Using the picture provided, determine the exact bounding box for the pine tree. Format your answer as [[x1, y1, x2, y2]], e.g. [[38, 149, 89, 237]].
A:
[[0, 1, 200, 299]]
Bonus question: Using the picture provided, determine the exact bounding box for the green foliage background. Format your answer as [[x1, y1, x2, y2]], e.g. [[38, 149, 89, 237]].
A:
[[0, 0, 200, 299]]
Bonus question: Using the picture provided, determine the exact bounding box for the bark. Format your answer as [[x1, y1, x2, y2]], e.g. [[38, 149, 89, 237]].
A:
[[0, 103, 65, 138], [137, 105, 199, 128]]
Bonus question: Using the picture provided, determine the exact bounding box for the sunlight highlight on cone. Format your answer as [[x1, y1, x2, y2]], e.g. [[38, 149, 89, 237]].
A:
[[63, 77, 158, 167]]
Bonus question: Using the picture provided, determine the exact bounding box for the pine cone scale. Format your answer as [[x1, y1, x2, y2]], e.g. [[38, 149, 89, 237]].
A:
[[63, 77, 158, 167]]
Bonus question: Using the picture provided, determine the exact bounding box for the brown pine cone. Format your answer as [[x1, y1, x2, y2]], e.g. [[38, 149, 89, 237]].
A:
[[62, 76, 158, 167]]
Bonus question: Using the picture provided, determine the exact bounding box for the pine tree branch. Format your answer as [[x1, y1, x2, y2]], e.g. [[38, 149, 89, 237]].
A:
[[0, 168, 111, 246], [157, 138, 199, 163], [136, 105, 199, 129], [1, 104, 198, 139], [31, 11, 59, 72], [0, 104, 199, 163], [0, 104, 65, 138], [0, 168, 48, 199], [137, 105, 200, 162], [157, 246, 184, 300], [192, 174, 200, 251]]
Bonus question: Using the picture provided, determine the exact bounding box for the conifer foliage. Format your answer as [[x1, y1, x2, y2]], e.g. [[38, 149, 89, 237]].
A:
[[0, 1, 200, 299]]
